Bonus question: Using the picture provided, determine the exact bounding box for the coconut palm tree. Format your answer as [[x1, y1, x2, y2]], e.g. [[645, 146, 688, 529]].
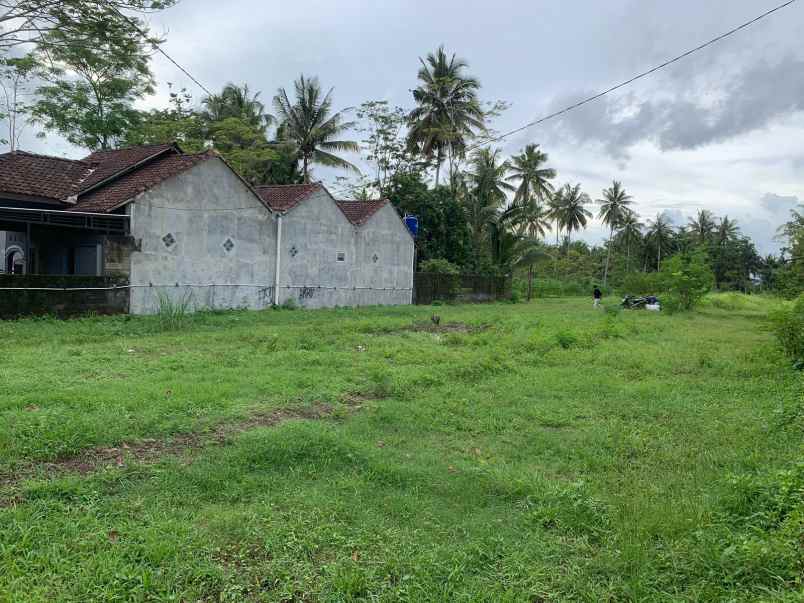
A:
[[506, 144, 556, 206], [647, 212, 675, 269], [716, 215, 740, 245], [407, 46, 485, 186], [618, 210, 644, 272], [687, 209, 716, 245], [559, 183, 592, 244], [513, 237, 550, 301], [461, 149, 513, 266], [546, 190, 565, 247], [273, 75, 359, 183], [503, 198, 549, 239], [203, 83, 273, 131], [597, 180, 634, 286]]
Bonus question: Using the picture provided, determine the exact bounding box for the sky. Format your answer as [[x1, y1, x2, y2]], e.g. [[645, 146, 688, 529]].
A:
[[11, 0, 804, 254]]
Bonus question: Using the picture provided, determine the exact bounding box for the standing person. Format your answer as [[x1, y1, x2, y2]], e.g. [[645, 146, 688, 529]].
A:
[[593, 285, 602, 308]]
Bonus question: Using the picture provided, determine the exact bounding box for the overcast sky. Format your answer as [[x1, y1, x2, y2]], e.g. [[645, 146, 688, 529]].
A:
[[13, 0, 804, 253]]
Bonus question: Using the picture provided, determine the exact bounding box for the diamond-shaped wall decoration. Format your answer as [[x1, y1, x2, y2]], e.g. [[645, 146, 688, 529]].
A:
[[222, 238, 235, 253], [372, 253, 379, 263], [162, 233, 176, 248], [289, 245, 298, 258]]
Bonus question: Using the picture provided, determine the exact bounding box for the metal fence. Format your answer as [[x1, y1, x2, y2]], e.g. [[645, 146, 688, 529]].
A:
[[413, 273, 512, 305]]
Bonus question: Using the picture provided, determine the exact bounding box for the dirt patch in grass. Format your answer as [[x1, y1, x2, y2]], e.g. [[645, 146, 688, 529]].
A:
[[0, 397, 373, 506], [405, 321, 490, 334]]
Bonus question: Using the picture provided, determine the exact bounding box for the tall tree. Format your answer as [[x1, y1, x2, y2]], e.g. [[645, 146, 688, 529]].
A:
[[617, 210, 644, 273], [716, 215, 740, 245], [0, 55, 37, 150], [406, 46, 485, 186], [688, 209, 716, 245], [202, 83, 272, 131], [647, 212, 675, 269], [546, 189, 565, 247], [597, 180, 633, 286], [504, 198, 549, 239], [30, 14, 155, 149], [559, 183, 592, 244], [0, 0, 173, 53], [506, 143, 556, 205], [273, 74, 359, 183], [512, 236, 550, 301]]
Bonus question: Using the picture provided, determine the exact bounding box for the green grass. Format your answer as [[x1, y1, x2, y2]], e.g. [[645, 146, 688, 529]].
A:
[[0, 297, 801, 601]]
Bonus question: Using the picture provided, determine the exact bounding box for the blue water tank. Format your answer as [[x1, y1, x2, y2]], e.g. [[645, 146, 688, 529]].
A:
[[404, 214, 419, 238]]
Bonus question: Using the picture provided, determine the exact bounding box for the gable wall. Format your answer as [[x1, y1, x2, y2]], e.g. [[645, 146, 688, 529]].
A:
[[128, 158, 276, 314], [277, 188, 356, 308], [278, 191, 414, 308]]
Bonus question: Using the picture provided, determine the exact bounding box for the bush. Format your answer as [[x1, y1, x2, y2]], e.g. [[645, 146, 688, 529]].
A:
[[770, 294, 804, 369], [419, 258, 460, 275], [659, 252, 714, 311], [620, 271, 665, 296]]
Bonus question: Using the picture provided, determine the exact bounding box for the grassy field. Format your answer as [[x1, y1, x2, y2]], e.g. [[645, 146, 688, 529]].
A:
[[0, 296, 801, 602]]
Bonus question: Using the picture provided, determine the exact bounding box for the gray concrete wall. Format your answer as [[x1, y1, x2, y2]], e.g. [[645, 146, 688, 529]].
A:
[[128, 158, 276, 314], [276, 188, 356, 308], [352, 203, 414, 306], [277, 191, 414, 308]]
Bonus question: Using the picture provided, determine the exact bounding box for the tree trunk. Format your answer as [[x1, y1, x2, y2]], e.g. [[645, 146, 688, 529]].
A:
[[527, 264, 533, 301], [603, 226, 613, 287], [657, 243, 662, 271], [434, 148, 442, 187], [303, 155, 310, 183], [626, 238, 631, 273]]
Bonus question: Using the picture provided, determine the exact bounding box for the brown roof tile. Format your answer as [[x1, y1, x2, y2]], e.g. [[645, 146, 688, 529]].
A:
[[79, 143, 177, 191], [70, 151, 215, 213], [336, 199, 388, 225], [0, 151, 92, 201], [254, 183, 321, 212]]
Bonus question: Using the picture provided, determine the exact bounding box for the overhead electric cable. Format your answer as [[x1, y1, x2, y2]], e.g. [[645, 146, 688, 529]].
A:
[[466, 0, 799, 151], [108, 4, 214, 96]]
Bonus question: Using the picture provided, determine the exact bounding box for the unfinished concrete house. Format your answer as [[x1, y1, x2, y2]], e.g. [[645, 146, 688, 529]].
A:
[[0, 143, 414, 316], [255, 183, 414, 308]]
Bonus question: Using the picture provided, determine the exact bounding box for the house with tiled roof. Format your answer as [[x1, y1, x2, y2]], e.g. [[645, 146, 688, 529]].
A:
[[0, 143, 414, 314], [254, 183, 414, 309]]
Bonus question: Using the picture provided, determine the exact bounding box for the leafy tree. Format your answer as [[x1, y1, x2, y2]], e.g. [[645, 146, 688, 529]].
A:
[[355, 100, 423, 195], [31, 13, 155, 149], [407, 46, 485, 186], [124, 83, 205, 150], [660, 251, 714, 311], [0, 0, 173, 53], [273, 74, 359, 183], [386, 172, 472, 269], [558, 183, 592, 244], [506, 143, 556, 205], [0, 55, 37, 150], [597, 180, 633, 286], [716, 215, 740, 245]]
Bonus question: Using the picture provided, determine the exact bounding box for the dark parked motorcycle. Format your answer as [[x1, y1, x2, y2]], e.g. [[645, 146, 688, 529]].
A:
[[621, 295, 661, 310]]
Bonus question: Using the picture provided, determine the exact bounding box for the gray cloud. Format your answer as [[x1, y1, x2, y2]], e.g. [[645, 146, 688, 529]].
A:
[[547, 55, 804, 158], [759, 193, 800, 215]]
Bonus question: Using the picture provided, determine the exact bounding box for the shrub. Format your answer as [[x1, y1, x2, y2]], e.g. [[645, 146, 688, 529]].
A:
[[419, 258, 460, 275], [770, 294, 804, 369], [620, 271, 665, 296], [155, 289, 194, 331], [659, 252, 714, 311]]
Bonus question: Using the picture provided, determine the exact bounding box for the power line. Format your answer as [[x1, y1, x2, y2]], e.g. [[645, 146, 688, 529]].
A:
[[107, 4, 214, 97], [467, 0, 799, 152]]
